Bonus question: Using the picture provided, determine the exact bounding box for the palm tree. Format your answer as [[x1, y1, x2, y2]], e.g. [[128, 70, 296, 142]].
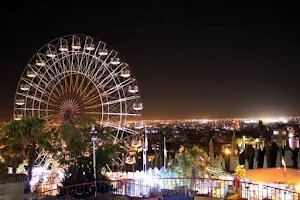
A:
[[19, 116, 45, 182]]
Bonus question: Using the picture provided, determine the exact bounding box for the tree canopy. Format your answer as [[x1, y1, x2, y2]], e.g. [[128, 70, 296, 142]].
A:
[[170, 146, 209, 178]]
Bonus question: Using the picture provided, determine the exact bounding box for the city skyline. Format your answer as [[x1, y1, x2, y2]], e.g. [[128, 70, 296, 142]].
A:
[[1, 1, 300, 120]]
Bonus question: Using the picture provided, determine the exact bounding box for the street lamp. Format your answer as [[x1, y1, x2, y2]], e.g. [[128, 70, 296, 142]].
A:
[[90, 124, 98, 199]]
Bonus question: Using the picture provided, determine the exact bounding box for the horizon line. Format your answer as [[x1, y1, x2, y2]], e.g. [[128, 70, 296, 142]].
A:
[[140, 115, 300, 121]]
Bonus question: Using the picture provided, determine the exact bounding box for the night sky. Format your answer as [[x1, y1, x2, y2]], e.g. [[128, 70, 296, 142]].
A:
[[0, 1, 300, 120]]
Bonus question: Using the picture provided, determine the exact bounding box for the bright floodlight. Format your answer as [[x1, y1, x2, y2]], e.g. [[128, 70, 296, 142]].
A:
[[85, 44, 95, 51], [133, 103, 143, 111], [14, 114, 23, 121], [15, 99, 25, 106], [20, 84, 30, 91], [98, 49, 108, 56], [120, 69, 130, 78], [27, 70, 37, 78], [59, 45, 68, 52], [36, 59, 45, 67], [129, 85, 138, 93], [110, 57, 121, 65], [46, 51, 56, 58]]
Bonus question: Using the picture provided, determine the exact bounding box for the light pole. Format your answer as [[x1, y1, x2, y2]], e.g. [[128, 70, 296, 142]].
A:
[[143, 126, 148, 173], [90, 124, 98, 199], [163, 134, 167, 170]]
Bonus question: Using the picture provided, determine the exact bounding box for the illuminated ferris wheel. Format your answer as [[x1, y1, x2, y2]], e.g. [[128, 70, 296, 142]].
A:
[[13, 34, 143, 139]]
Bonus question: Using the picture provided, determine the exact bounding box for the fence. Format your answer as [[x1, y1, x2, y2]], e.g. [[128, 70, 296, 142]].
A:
[[36, 178, 300, 200], [37, 179, 155, 199], [154, 178, 300, 200]]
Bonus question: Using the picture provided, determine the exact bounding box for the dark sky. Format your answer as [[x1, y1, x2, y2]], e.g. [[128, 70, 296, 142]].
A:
[[0, 1, 300, 120]]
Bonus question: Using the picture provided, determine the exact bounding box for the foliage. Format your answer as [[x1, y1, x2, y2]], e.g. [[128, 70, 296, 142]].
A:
[[169, 146, 209, 178], [58, 115, 126, 184], [0, 117, 55, 177], [16, 163, 27, 174], [0, 120, 25, 173], [210, 155, 225, 175], [19, 116, 45, 181], [235, 165, 246, 178], [0, 161, 8, 175], [59, 116, 95, 160], [96, 143, 126, 174]]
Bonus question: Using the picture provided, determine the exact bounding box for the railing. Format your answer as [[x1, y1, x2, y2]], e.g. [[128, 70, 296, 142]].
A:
[[153, 178, 300, 200], [37, 179, 155, 199], [36, 178, 300, 200]]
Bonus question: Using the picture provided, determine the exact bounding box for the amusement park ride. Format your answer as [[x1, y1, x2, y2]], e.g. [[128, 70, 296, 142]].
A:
[[12, 34, 147, 178]]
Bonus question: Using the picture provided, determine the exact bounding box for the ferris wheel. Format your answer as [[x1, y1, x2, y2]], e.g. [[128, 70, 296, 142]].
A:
[[13, 34, 143, 140]]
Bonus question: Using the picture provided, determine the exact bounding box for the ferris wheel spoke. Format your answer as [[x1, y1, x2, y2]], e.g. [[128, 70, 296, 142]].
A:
[[83, 93, 101, 105], [101, 78, 134, 97], [43, 113, 60, 119], [94, 63, 124, 89], [20, 80, 59, 104], [84, 97, 102, 108], [91, 51, 114, 80], [63, 73, 70, 93], [35, 66, 61, 90], [84, 103, 102, 110], [102, 96, 139, 105], [79, 51, 89, 73], [57, 74, 69, 94], [70, 52, 79, 71], [97, 66, 127, 89], [72, 72, 81, 93], [85, 111, 103, 115], [79, 82, 101, 103], [20, 78, 47, 95], [85, 80, 119, 102], [84, 52, 100, 76], [62, 53, 71, 71], [48, 72, 70, 96], [45, 85, 65, 105], [70, 51, 76, 72], [103, 113, 141, 116], [81, 83, 102, 102], [67, 73, 73, 93], [103, 122, 136, 134], [78, 74, 92, 97], [17, 92, 56, 108], [14, 107, 58, 112], [26, 65, 58, 91], [35, 70, 66, 100], [51, 56, 69, 79]]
